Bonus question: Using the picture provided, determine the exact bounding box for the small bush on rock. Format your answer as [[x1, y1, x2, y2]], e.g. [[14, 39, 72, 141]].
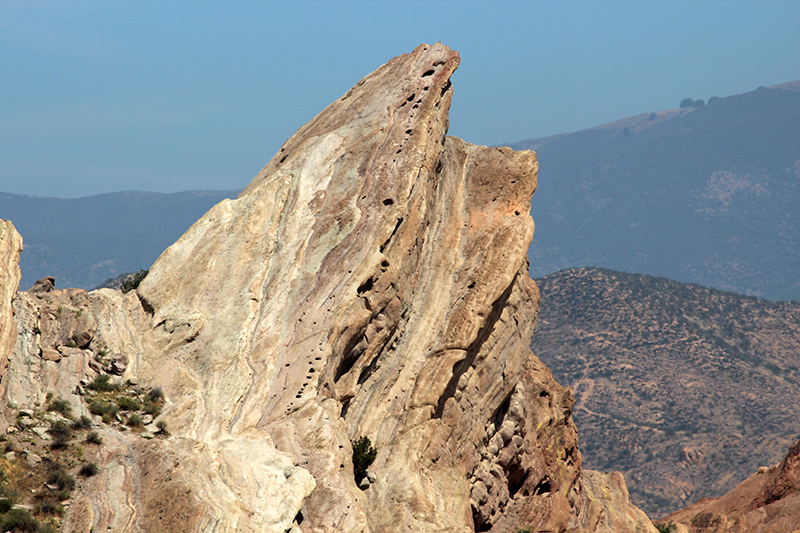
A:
[[85, 431, 103, 445], [352, 436, 377, 485], [87, 374, 118, 392], [121, 270, 148, 294], [0, 508, 38, 532], [79, 462, 99, 477]]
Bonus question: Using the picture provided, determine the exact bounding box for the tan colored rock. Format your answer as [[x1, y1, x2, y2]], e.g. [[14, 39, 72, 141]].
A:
[[665, 439, 800, 533], [0, 220, 22, 417], [1, 44, 652, 533], [572, 470, 658, 533]]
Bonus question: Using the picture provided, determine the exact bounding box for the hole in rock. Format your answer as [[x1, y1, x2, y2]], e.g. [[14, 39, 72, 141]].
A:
[[421, 69, 435, 77], [467, 281, 476, 289], [357, 278, 374, 295], [295, 511, 304, 525], [515, 211, 520, 216], [405, 129, 412, 135], [383, 198, 394, 206], [532, 478, 551, 496], [407, 94, 415, 101], [381, 260, 390, 268], [440, 80, 452, 96]]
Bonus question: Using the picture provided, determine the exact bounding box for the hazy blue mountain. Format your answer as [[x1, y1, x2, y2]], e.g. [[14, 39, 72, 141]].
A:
[[0, 190, 240, 290], [509, 80, 800, 301]]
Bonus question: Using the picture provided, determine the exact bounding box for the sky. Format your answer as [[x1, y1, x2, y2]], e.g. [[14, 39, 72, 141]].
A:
[[2, 0, 799, 199]]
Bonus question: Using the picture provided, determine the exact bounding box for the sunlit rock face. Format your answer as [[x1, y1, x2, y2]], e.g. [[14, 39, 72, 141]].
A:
[[0, 44, 655, 533]]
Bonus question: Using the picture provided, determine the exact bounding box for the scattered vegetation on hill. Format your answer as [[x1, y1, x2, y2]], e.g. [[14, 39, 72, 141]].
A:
[[532, 267, 800, 517]]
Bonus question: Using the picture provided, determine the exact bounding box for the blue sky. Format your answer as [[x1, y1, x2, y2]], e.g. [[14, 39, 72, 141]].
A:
[[2, 0, 799, 198]]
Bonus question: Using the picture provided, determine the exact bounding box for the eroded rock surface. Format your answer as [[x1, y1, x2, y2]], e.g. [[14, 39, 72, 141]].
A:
[[0, 44, 653, 533], [0, 220, 22, 404]]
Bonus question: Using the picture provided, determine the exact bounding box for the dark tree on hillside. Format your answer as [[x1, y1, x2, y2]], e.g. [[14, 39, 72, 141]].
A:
[[680, 98, 694, 108], [693, 99, 705, 107], [708, 96, 721, 104]]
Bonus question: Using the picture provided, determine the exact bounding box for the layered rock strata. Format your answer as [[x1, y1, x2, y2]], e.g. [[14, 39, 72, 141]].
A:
[[0, 44, 654, 533]]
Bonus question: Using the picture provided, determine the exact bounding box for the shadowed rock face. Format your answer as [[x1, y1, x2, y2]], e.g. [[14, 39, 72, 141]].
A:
[[0, 44, 655, 533]]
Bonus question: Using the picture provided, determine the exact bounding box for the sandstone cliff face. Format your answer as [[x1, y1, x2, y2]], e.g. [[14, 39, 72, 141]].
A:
[[0, 44, 654, 533], [0, 220, 22, 405], [664, 440, 800, 533]]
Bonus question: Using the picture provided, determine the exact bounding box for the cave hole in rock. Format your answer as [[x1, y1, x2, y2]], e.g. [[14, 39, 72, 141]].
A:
[[340, 397, 352, 418], [383, 198, 394, 206], [294, 511, 304, 525], [467, 281, 476, 289], [381, 260, 390, 268], [406, 93, 415, 101], [421, 69, 435, 77], [441, 80, 452, 96], [357, 278, 374, 295], [508, 467, 529, 498], [492, 393, 513, 433], [472, 506, 492, 532], [405, 129, 412, 135], [532, 477, 552, 496], [515, 211, 520, 216]]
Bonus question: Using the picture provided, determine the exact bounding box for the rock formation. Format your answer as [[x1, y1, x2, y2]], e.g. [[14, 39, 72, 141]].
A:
[[663, 439, 800, 533], [0, 44, 654, 533]]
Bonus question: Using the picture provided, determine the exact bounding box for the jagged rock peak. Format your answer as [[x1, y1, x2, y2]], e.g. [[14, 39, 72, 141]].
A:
[[0, 45, 655, 533]]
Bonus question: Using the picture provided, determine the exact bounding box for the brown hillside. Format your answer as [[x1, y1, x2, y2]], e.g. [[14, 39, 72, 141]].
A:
[[531, 267, 800, 517]]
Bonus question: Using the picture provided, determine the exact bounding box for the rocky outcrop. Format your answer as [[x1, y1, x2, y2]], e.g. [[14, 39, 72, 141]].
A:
[[0, 220, 22, 406], [0, 44, 654, 533], [664, 440, 800, 533]]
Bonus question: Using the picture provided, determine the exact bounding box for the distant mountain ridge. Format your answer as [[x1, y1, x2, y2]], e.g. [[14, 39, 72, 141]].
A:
[[531, 267, 800, 517], [0, 189, 240, 290], [511, 79, 800, 301]]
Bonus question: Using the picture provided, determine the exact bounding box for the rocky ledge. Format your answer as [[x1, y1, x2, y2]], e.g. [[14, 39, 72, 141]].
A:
[[0, 44, 653, 533]]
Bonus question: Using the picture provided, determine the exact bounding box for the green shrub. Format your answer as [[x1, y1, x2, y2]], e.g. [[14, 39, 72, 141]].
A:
[[126, 414, 143, 428], [47, 397, 73, 419], [88, 400, 118, 418], [0, 508, 39, 532], [156, 420, 168, 435], [85, 431, 103, 445], [0, 497, 13, 512], [147, 387, 164, 403], [47, 421, 73, 449], [79, 462, 99, 477], [40, 525, 59, 533], [87, 374, 118, 392], [143, 401, 161, 417], [116, 396, 141, 411], [72, 415, 92, 431], [121, 270, 148, 294], [33, 493, 63, 516], [47, 469, 75, 492], [352, 436, 377, 484]]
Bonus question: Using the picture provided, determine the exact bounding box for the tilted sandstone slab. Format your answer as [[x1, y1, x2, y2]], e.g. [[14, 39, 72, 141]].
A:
[[0, 44, 654, 533]]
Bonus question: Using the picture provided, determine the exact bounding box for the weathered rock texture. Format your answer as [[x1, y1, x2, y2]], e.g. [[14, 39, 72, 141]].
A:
[[0, 44, 654, 533], [0, 220, 23, 404], [664, 439, 800, 533]]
